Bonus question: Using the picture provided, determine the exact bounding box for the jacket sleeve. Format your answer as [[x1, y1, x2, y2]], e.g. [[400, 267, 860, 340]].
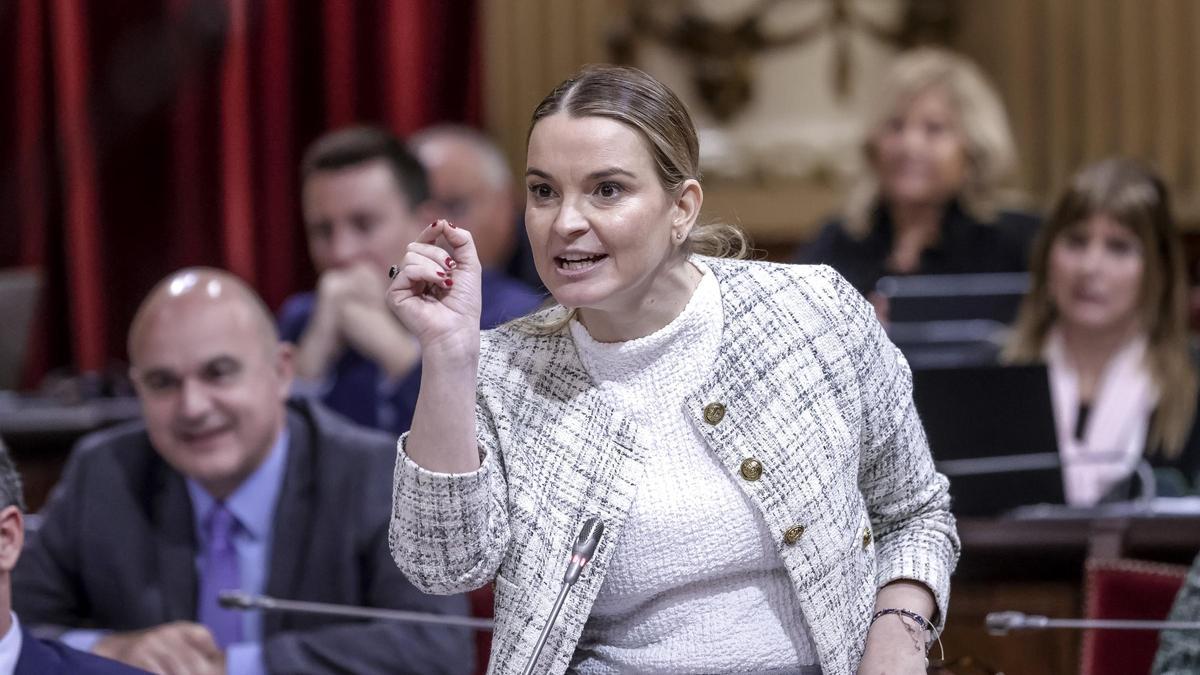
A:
[[827, 267, 960, 627], [389, 395, 512, 595], [262, 521, 476, 675], [1152, 553, 1200, 675]]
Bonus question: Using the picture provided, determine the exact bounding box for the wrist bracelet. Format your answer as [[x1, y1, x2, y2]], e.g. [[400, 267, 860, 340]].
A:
[[870, 608, 945, 663]]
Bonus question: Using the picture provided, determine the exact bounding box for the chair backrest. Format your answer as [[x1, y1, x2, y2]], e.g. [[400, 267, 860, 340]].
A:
[[1080, 557, 1190, 675]]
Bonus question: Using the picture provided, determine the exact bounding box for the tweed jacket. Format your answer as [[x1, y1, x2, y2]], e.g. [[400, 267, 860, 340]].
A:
[[391, 257, 960, 675]]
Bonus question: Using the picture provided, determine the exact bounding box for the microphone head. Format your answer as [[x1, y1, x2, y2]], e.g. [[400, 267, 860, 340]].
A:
[[572, 517, 605, 561], [218, 590, 254, 610], [985, 611, 1024, 635]]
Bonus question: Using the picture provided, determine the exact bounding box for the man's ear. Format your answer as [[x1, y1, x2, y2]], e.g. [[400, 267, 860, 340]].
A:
[[0, 506, 24, 574], [274, 342, 295, 399]]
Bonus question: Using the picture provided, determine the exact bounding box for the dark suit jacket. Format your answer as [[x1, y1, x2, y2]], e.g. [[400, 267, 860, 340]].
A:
[[13, 399, 474, 674], [15, 626, 150, 674]]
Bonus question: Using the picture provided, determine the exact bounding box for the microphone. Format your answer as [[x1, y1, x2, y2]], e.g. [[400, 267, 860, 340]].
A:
[[986, 610, 1200, 635], [563, 516, 604, 584], [217, 591, 494, 631], [519, 517, 605, 675]]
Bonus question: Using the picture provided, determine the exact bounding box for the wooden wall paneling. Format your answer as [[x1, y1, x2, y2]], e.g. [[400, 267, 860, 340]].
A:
[[483, 0, 1200, 239], [1117, 0, 1150, 159], [1045, 0, 1079, 195], [482, 0, 520, 175], [1152, 0, 1184, 191], [1000, 0, 1043, 198], [1177, 0, 1197, 193], [1081, 0, 1114, 166], [512, 2, 545, 150]]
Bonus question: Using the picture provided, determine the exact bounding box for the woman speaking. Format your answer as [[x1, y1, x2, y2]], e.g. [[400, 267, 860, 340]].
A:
[[386, 65, 959, 674]]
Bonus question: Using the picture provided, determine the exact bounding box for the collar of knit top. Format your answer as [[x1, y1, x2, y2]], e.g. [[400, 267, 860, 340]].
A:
[[569, 260, 722, 385]]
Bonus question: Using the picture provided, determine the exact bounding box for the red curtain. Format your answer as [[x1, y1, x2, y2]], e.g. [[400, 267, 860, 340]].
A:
[[1, 0, 480, 383]]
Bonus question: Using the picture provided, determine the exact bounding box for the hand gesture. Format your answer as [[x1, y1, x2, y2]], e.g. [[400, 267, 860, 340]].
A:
[[386, 220, 482, 353]]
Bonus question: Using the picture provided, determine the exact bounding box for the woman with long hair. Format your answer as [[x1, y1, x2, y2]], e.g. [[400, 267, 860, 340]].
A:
[[1006, 158, 1199, 505], [801, 48, 1038, 313]]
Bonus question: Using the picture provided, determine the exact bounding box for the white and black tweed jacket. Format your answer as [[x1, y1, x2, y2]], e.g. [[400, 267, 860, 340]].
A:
[[391, 257, 960, 675]]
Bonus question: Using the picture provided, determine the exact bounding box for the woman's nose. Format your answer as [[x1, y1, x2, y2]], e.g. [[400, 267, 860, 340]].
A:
[[552, 200, 588, 237]]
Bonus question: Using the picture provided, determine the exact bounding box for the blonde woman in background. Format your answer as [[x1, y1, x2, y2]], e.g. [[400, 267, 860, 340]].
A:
[[1006, 158, 1200, 506], [799, 48, 1039, 313]]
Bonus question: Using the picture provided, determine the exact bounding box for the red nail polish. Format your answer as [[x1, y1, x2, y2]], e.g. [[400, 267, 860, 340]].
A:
[[446, 222, 456, 229], [436, 271, 445, 277], [444, 278, 454, 287], [445, 258, 456, 268]]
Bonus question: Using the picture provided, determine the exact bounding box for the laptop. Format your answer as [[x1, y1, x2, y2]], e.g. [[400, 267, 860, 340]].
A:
[[911, 363, 1065, 517], [876, 272, 1030, 368], [0, 268, 42, 390]]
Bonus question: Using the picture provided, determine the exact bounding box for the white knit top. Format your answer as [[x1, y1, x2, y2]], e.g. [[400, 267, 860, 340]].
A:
[[567, 263, 818, 673]]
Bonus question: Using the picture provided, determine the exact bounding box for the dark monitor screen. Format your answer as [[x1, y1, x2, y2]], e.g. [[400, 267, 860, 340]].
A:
[[876, 273, 1031, 369], [911, 363, 1064, 517]]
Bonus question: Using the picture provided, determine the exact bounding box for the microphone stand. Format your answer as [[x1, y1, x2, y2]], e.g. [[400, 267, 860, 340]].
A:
[[519, 517, 605, 675], [218, 591, 494, 631], [986, 611, 1200, 635]]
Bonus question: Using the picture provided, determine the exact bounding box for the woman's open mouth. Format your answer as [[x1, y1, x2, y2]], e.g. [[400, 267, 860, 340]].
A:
[[555, 254, 608, 271]]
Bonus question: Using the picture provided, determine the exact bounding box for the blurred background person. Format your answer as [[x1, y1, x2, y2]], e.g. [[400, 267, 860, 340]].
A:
[[14, 268, 472, 675], [278, 127, 429, 435], [0, 440, 147, 674], [408, 124, 545, 324], [798, 47, 1039, 317], [1005, 158, 1200, 506]]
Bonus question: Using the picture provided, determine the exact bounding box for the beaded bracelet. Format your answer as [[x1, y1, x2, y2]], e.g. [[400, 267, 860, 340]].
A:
[[870, 608, 945, 664]]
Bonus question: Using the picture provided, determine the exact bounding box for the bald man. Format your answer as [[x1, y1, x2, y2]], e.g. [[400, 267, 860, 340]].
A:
[[408, 125, 543, 327], [13, 269, 473, 675]]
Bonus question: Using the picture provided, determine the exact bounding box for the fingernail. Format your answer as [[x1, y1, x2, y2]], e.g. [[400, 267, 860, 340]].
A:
[[436, 271, 446, 277], [388, 265, 399, 279], [445, 257, 456, 268], [446, 221, 456, 229], [444, 278, 454, 287]]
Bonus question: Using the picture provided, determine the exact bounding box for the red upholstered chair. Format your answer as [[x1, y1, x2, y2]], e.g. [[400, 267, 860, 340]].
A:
[[468, 585, 495, 675], [1080, 558, 1190, 675]]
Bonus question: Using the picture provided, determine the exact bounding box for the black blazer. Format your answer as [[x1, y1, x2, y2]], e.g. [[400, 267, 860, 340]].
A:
[[1107, 372, 1200, 501], [798, 200, 1041, 296], [13, 399, 474, 674]]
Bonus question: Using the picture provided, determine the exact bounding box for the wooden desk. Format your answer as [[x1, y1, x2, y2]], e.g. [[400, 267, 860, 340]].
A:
[[944, 514, 1200, 674]]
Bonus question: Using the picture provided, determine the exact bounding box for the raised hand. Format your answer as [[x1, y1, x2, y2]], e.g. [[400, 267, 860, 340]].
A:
[[386, 220, 482, 353]]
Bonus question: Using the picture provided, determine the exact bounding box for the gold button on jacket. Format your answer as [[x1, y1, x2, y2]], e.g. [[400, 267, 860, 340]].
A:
[[783, 525, 805, 545], [739, 458, 763, 481], [703, 402, 726, 425], [861, 528, 873, 548]]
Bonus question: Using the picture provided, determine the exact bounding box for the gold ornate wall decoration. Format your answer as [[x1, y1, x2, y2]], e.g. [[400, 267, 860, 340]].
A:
[[610, 0, 956, 123], [604, 0, 953, 184]]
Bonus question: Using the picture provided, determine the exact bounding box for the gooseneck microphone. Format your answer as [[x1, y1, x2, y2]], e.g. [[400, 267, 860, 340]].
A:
[[519, 517, 605, 675], [218, 591, 495, 631], [986, 610, 1200, 635]]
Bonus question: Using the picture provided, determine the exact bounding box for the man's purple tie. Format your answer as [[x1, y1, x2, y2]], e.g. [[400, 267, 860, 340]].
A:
[[198, 503, 243, 649]]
